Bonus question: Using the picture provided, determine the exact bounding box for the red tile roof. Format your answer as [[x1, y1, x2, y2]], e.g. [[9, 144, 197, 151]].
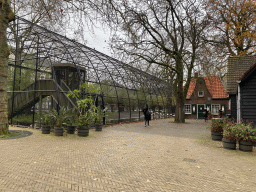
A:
[[186, 76, 228, 99], [186, 78, 196, 99]]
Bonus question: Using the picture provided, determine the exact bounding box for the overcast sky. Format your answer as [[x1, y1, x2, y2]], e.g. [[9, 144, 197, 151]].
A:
[[85, 28, 112, 56], [64, 21, 112, 56]]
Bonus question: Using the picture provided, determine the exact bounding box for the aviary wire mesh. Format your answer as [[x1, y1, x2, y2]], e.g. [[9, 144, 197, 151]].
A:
[[7, 16, 172, 125]]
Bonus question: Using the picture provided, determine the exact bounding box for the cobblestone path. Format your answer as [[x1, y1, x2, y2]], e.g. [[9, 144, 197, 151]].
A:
[[0, 119, 255, 192]]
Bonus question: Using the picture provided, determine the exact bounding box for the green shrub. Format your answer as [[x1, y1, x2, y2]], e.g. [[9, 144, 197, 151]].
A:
[[223, 119, 239, 140], [223, 119, 256, 141], [209, 119, 225, 133], [12, 114, 38, 125], [236, 121, 256, 142]]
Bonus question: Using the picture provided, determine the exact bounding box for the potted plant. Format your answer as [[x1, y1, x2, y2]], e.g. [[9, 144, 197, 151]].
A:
[[76, 108, 97, 136], [65, 108, 77, 134], [68, 82, 100, 137], [237, 121, 256, 152], [209, 118, 224, 141], [222, 119, 238, 150], [41, 112, 52, 134], [95, 107, 106, 132], [51, 107, 68, 136]]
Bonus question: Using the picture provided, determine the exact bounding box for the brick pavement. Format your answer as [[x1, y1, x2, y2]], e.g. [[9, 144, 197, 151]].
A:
[[0, 118, 256, 192]]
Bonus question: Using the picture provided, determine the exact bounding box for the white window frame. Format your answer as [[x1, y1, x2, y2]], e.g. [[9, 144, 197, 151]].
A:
[[211, 104, 220, 115], [184, 104, 192, 114], [198, 91, 204, 97]]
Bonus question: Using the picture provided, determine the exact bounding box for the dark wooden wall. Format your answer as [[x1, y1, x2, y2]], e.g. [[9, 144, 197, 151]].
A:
[[230, 94, 237, 121], [241, 74, 256, 125]]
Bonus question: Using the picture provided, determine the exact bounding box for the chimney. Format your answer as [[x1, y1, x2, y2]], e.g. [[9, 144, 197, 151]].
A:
[[194, 72, 199, 78]]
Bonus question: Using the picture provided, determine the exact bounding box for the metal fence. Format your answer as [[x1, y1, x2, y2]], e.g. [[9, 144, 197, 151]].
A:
[[7, 16, 173, 126]]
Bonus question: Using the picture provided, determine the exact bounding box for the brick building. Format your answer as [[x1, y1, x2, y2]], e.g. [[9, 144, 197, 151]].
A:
[[185, 76, 229, 119]]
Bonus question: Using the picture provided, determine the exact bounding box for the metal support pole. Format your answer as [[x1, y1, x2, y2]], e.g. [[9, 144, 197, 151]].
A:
[[118, 103, 120, 123], [102, 93, 106, 125], [11, 19, 19, 124], [39, 95, 42, 128], [159, 102, 160, 119], [164, 106, 166, 118], [50, 96, 53, 111], [138, 100, 141, 121], [32, 36, 40, 128], [129, 99, 132, 122], [151, 94, 154, 120]]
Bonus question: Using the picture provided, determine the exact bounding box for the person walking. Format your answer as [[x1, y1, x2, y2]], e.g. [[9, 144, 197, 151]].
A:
[[203, 108, 209, 122], [143, 103, 151, 127]]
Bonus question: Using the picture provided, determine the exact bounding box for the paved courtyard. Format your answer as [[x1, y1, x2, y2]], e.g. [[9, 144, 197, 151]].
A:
[[0, 118, 256, 192]]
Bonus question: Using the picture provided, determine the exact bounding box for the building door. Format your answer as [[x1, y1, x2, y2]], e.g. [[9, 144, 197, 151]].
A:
[[198, 104, 205, 119]]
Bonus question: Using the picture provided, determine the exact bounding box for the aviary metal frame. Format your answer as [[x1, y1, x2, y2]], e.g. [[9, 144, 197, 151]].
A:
[[7, 16, 172, 126]]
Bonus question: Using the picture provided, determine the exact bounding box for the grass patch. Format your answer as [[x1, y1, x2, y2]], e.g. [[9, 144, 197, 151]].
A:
[[0, 131, 22, 139], [12, 114, 39, 125]]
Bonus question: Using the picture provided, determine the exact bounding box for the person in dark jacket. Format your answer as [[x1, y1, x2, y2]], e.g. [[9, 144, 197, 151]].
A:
[[142, 103, 151, 127], [203, 108, 209, 122]]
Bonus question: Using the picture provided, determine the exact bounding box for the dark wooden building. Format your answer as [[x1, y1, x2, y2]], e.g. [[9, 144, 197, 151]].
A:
[[53, 63, 86, 91], [227, 56, 256, 123], [185, 76, 229, 119], [237, 63, 256, 124]]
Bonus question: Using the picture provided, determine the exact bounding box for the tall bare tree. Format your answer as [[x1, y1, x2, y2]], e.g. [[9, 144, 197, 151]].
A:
[[97, 0, 208, 122], [0, 1, 14, 133]]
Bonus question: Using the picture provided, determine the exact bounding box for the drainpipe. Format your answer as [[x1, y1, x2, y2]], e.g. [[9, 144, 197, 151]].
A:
[[237, 81, 241, 124]]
